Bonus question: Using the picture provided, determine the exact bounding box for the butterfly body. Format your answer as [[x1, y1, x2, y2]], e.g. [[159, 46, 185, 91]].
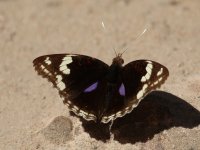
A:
[[33, 53, 169, 123]]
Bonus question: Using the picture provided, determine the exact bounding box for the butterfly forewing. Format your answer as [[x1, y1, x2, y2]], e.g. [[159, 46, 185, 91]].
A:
[[101, 60, 169, 123], [123, 60, 169, 99], [33, 54, 109, 121]]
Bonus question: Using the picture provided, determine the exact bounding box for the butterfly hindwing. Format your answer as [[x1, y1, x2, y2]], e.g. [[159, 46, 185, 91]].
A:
[[101, 60, 169, 123], [33, 54, 109, 121]]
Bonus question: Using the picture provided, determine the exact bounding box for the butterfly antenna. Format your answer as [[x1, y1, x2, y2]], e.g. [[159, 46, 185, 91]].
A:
[[121, 27, 148, 55], [101, 21, 118, 57], [113, 48, 117, 56]]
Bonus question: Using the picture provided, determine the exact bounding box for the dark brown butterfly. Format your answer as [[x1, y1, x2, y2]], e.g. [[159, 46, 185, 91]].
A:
[[33, 53, 169, 123]]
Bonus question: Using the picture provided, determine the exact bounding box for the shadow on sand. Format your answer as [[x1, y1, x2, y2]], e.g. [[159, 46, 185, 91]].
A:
[[80, 91, 200, 143]]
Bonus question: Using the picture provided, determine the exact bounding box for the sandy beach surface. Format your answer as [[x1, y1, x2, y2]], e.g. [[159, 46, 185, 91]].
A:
[[1, 0, 200, 149]]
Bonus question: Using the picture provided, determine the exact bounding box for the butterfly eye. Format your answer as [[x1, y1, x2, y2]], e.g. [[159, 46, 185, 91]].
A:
[[119, 83, 125, 96], [84, 82, 98, 93]]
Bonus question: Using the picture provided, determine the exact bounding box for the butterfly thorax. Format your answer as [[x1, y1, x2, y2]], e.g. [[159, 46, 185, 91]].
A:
[[106, 63, 122, 83], [105, 53, 124, 83], [105, 54, 124, 82]]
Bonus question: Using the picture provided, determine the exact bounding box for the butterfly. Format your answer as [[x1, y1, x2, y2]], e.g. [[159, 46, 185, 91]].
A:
[[33, 53, 169, 123]]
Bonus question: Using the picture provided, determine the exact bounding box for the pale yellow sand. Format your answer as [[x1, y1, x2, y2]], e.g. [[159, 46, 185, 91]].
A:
[[0, 0, 200, 149]]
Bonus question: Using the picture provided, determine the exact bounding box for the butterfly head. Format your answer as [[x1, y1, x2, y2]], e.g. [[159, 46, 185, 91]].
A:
[[112, 53, 124, 66]]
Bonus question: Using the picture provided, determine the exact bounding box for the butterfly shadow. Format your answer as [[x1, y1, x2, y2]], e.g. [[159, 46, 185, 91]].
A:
[[80, 91, 200, 143]]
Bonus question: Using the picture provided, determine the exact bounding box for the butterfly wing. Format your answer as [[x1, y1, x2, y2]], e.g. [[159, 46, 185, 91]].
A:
[[33, 54, 109, 121], [101, 60, 169, 123]]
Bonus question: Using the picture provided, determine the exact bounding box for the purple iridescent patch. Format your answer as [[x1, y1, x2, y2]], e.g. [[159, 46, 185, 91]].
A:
[[84, 82, 98, 93], [119, 83, 125, 96]]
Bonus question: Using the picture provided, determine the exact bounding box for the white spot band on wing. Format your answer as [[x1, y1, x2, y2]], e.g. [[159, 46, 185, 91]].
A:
[[59, 56, 73, 74]]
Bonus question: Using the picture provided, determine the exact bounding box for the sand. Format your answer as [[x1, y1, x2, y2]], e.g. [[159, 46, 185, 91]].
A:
[[0, 0, 200, 149]]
